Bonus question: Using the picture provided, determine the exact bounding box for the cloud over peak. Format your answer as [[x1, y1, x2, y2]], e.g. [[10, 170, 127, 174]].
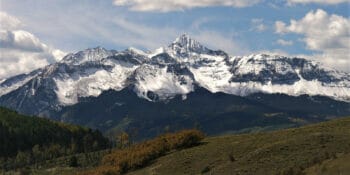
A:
[[113, 0, 260, 12], [0, 11, 65, 79]]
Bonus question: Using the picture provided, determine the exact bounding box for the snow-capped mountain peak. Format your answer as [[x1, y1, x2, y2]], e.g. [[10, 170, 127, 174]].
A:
[[0, 34, 349, 115], [172, 34, 199, 47], [60, 46, 114, 65], [168, 34, 209, 57]]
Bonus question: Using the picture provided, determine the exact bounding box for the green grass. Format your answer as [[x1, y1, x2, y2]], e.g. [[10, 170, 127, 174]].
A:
[[125, 117, 350, 175]]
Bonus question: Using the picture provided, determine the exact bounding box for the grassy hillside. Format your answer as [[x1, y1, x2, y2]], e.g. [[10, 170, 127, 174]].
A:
[[123, 117, 350, 175], [0, 107, 110, 170], [4, 130, 204, 175], [2, 105, 349, 175], [304, 153, 350, 175]]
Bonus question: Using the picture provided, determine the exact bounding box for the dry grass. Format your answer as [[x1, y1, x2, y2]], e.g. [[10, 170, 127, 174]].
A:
[[79, 129, 204, 175]]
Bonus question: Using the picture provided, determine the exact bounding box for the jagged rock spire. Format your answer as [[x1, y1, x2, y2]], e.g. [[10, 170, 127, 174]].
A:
[[168, 34, 209, 56]]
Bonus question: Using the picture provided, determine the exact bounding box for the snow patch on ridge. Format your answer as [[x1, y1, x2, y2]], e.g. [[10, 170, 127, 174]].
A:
[[189, 55, 231, 92], [134, 65, 194, 101], [49, 46, 350, 104], [61, 47, 113, 65], [128, 47, 147, 56], [148, 47, 165, 58], [54, 64, 138, 105], [0, 73, 38, 96]]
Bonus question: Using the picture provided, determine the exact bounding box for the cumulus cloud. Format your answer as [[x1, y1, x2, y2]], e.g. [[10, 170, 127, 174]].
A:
[[113, 0, 260, 12], [0, 11, 66, 79], [287, 0, 350, 5], [275, 9, 350, 72], [276, 39, 293, 46]]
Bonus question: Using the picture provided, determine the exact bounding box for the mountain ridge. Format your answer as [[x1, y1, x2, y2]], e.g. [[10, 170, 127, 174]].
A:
[[1, 34, 349, 106], [0, 34, 349, 120], [0, 34, 349, 139]]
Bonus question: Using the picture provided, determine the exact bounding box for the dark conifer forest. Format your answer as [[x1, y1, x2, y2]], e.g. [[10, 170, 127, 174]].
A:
[[0, 107, 109, 170]]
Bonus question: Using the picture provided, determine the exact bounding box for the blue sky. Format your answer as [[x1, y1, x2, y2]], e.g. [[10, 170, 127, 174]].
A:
[[0, 0, 349, 78]]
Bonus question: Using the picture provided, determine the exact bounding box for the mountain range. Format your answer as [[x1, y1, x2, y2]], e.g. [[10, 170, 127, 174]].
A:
[[0, 34, 349, 139]]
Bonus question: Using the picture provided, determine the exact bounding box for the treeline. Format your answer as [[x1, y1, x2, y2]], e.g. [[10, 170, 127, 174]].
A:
[[0, 107, 110, 170], [82, 129, 205, 175]]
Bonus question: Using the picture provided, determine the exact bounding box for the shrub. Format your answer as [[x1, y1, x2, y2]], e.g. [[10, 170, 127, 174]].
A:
[[83, 129, 204, 175]]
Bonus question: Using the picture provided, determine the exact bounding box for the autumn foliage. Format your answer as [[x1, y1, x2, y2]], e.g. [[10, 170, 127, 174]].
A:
[[82, 129, 204, 175]]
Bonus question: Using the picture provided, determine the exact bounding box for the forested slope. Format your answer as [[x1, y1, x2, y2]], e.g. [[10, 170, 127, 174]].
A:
[[0, 107, 109, 170]]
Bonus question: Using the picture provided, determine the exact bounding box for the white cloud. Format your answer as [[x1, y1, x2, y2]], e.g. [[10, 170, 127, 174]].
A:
[[0, 11, 22, 30], [276, 39, 293, 46], [1, 30, 46, 52], [0, 48, 50, 79], [250, 18, 267, 32], [287, 0, 350, 5], [0, 11, 66, 79], [113, 0, 260, 12], [275, 9, 350, 72], [275, 21, 287, 34]]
